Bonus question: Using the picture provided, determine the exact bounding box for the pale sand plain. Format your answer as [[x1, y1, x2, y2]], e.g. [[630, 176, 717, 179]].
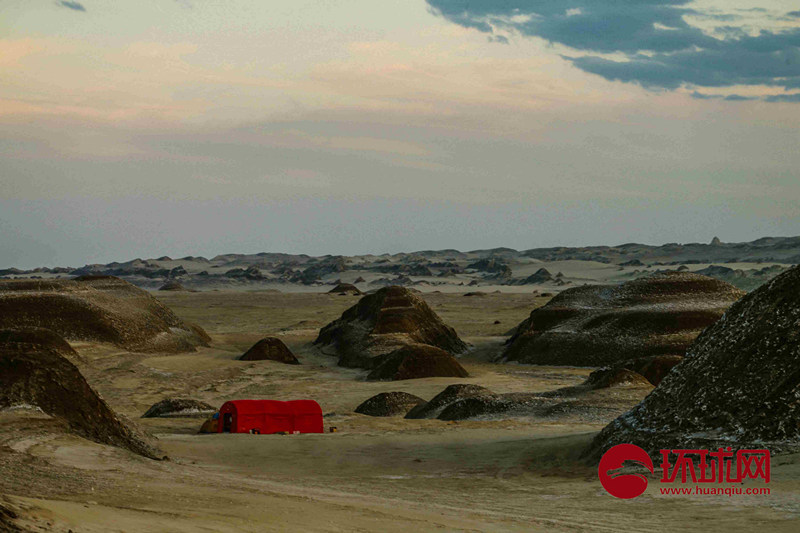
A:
[[1, 291, 798, 532]]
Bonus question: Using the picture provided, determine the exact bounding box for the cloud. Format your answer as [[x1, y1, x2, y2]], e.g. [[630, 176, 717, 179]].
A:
[[724, 94, 758, 101], [765, 93, 800, 102], [56, 1, 86, 12], [690, 91, 719, 100], [426, 1, 800, 102], [691, 92, 758, 102]]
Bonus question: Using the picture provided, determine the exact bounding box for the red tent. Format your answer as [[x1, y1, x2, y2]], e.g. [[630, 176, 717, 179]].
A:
[[217, 400, 323, 434]]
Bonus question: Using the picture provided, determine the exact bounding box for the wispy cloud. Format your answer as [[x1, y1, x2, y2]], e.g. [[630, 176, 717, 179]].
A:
[[765, 92, 800, 102], [56, 1, 86, 12], [691, 92, 759, 102], [426, 1, 800, 102]]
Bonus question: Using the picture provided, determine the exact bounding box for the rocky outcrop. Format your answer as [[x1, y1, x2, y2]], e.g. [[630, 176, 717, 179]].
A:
[[614, 355, 683, 386], [0, 343, 163, 459], [314, 286, 467, 369], [585, 264, 800, 460], [0, 328, 80, 362], [522, 268, 553, 284], [239, 337, 300, 364], [328, 283, 362, 295], [225, 265, 266, 280], [390, 354, 662, 423], [434, 367, 654, 422], [0, 277, 209, 353], [502, 272, 744, 366], [541, 368, 654, 397], [142, 398, 216, 418], [467, 258, 511, 278], [298, 256, 347, 283], [366, 344, 469, 381], [354, 392, 427, 417], [405, 384, 493, 419], [158, 280, 186, 291]]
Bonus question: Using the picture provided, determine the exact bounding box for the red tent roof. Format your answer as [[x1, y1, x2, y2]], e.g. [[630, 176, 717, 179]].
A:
[[218, 399, 323, 434], [220, 399, 321, 414], [221, 399, 293, 416]]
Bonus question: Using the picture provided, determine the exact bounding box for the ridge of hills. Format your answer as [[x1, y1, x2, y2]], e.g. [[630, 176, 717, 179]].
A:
[[3, 236, 798, 293]]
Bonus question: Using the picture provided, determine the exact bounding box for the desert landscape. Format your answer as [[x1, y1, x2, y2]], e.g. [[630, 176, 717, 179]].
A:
[[4, 1, 800, 531], [1, 254, 799, 532], [3, 236, 797, 294]]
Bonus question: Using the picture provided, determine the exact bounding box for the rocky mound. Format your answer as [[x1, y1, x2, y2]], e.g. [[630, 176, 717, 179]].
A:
[[437, 393, 526, 421], [0, 277, 209, 353], [239, 337, 300, 364], [585, 264, 800, 461], [0, 328, 80, 361], [366, 344, 469, 381], [158, 280, 186, 291], [314, 286, 467, 369], [328, 283, 362, 295], [614, 354, 683, 386], [354, 392, 427, 416], [405, 384, 492, 419], [142, 398, 216, 418], [439, 389, 655, 423], [582, 367, 653, 389], [522, 267, 553, 284], [435, 369, 654, 422], [0, 343, 162, 459], [467, 258, 508, 273], [541, 368, 654, 398], [502, 272, 744, 366]]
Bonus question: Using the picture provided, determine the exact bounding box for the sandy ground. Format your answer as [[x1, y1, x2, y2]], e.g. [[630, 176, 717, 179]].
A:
[[1, 291, 798, 532]]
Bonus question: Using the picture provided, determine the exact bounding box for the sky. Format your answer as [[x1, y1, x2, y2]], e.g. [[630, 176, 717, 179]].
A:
[[1, 0, 799, 268]]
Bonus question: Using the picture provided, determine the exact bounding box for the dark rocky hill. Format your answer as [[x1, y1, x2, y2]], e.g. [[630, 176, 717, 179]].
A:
[[366, 344, 469, 381], [501, 272, 744, 366], [239, 337, 300, 364], [314, 286, 467, 369], [354, 392, 427, 417], [0, 343, 162, 459], [585, 264, 800, 460], [0, 277, 209, 353]]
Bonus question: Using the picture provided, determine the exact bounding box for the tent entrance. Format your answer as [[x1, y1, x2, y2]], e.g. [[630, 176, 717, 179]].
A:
[[223, 413, 232, 433]]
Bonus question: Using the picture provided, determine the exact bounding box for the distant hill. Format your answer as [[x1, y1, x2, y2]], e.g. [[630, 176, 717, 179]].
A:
[[2, 236, 797, 293]]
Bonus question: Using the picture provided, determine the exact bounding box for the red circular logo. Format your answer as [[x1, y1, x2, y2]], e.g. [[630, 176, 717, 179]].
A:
[[598, 444, 654, 499]]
